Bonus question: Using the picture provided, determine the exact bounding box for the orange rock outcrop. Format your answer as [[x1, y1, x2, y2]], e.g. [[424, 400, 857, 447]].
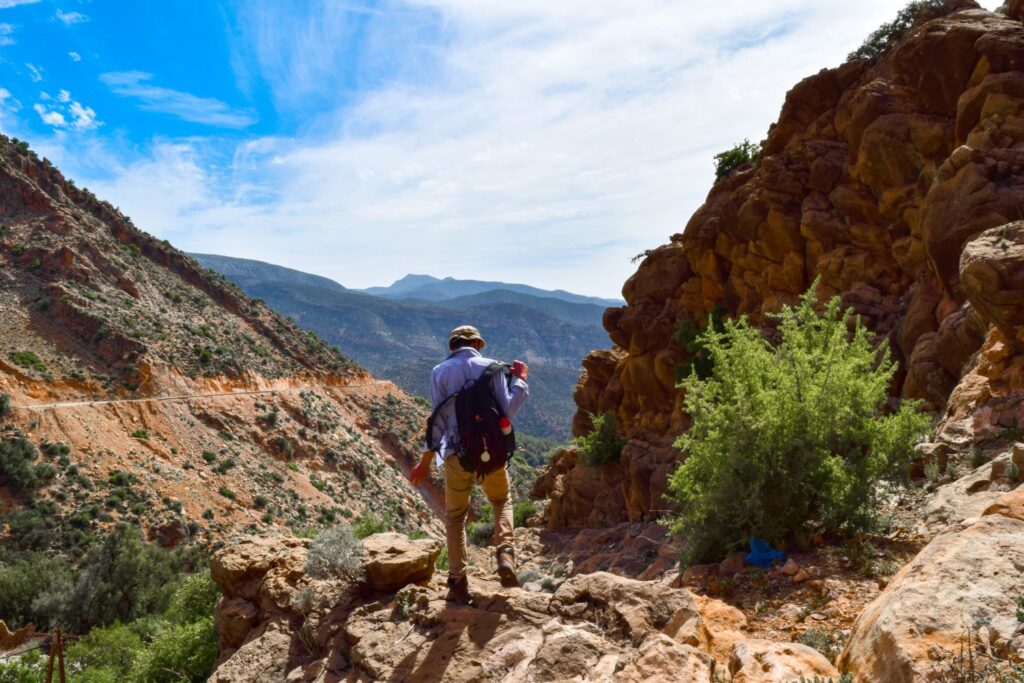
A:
[[560, 3, 1024, 528]]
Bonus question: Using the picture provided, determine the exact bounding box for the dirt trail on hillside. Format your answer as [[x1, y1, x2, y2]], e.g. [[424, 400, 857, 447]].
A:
[[16, 380, 392, 411]]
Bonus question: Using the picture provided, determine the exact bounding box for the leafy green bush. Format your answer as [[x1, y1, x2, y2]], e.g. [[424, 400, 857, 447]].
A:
[[467, 519, 494, 547], [573, 412, 626, 467], [0, 393, 9, 419], [713, 139, 761, 181], [64, 525, 184, 632], [128, 618, 218, 683], [0, 553, 73, 629], [675, 305, 726, 380], [666, 286, 930, 564], [65, 622, 143, 679], [848, 0, 947, 61], [7, 350, 46, 373], [0, 437, 53, 492], [164, 571, 219, 625], [513, 499, 538, 527], [305, 525, 365, 580], [352, 512, 389, 539]]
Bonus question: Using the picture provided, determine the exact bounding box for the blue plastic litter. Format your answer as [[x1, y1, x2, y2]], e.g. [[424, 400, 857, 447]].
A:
[[745, 538, 784, 568]]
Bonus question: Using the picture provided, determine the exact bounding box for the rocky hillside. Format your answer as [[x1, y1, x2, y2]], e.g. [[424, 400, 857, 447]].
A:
[[554, 0, 1024, 529], [0, 133, 442, 553]]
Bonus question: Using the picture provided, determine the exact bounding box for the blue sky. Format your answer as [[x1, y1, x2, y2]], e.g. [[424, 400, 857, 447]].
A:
[[0, 0, 1002, 297]]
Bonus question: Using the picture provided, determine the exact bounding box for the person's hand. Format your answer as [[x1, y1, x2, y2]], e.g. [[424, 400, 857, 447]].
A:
[[511, 360, 529, 382], [409, 462, 430, 486]]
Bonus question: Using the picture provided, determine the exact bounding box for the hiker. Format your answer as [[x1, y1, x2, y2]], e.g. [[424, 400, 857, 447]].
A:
[[408, 325, 529, 604]]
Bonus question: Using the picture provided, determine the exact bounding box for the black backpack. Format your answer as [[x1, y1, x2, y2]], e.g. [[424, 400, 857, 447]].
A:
[[426, 363, 516, 474]]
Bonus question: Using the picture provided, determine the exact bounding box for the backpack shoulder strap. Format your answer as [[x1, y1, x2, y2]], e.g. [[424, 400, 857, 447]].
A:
[[425, 391, 456, 451]]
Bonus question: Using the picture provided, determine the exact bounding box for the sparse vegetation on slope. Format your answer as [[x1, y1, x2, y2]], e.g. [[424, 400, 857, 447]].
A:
[[667, 285, 931, 564]]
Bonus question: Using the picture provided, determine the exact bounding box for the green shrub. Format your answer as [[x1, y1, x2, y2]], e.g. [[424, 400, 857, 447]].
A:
[[65, 621, 143, 679], [467, 519, 494, 547], [8, 350, 46, 373], [666, 286, 930, 564], [305, 526, 365, 580], [128, 618, 218, 683], [352, 512, 389, 539], [0, 649, 46, 681], [848, 0, 948, 62], [675, 306, 726, 380], [131, 429, 149, 440], [713, 139, 761, 181], [513, 499, 537, 527], [64, 525, 184, 632], [0, 393, 9, 419], [164, 571, 219, 625], [202, 450, 216, 463], [218, 485, 236, 500], [0, 553, 73, 629], [0, 437, 53, 492], [573, 412, 626, 467]]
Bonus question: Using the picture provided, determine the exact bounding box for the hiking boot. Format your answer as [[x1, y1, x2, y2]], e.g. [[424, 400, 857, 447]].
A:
[[446, 575, 475, 605], [496, 547, 518, 588]]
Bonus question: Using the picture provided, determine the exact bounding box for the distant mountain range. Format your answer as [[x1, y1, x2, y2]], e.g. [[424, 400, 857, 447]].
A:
[[189, 254, 615, 439], [361, 273, 623, 308]]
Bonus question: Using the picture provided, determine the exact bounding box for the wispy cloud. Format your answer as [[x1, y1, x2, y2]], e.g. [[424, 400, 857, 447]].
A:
[[0, 22, 13, 46], [68, 51, 81, 61], [33, 90, 99, 130], [0, 0, 40, 8], [58, 0, 1006, 297], [100, 71, 257, 128], [25, 62, 42, 82], [55, 9, 87, 25]]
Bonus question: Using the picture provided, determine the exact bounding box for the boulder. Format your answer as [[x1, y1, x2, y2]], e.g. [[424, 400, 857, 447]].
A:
[[919, 450, 1021, 537], [362, 532, 442, 592], [728, 639, 840, 682], [551, 571, 702, 646], [839, 515, 1024, 681], [617, 634, 716, 682], [983, 483, 1024, 520], [960, 222, 1024, 348]]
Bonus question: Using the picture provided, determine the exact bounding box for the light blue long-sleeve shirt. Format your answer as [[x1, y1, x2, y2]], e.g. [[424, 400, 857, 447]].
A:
[[429, 347, 529, 466]]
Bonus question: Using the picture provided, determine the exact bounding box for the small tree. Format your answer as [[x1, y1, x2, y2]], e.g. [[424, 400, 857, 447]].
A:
[[0, 394, 10, 419], [666, 286, 930, 564], [714, 139, 761, 181], [574, 412, 626, 467], [848, 0, 948, 62]]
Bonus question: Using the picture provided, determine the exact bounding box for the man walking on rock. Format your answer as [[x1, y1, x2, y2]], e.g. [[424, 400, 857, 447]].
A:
[[409, 325, 529, 604]]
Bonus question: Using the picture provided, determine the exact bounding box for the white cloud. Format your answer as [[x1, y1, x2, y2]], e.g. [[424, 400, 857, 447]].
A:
[[32, 90, 100, 130], [68, 51, 81, 62], [0, 22, 13, 46], [33, 103, 66, 127], [0, 0, 40, 8], [55, 9, 87, 25], [63, 0, 1008, 297], [68, 100, 97, 129], [100, 71, 257, 128], [25, 62, 42, 82]]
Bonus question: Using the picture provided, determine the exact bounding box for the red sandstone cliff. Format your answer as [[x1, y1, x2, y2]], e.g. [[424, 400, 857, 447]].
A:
[[542, 1, 1024, 529]]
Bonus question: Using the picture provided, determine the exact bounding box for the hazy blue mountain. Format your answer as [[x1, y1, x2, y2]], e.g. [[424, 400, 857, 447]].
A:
[[191, 254, 611, 439], [362, 274, 623, 308], [189, 253, 347, 293]]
